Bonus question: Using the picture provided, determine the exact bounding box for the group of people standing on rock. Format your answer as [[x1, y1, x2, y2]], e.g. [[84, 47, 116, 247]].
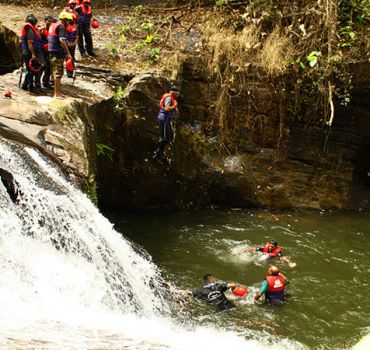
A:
[[19, 0, 97, 98], [168, 240, 294, 309]]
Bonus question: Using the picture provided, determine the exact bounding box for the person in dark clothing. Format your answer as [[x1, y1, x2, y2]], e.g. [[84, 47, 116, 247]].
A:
[[20, 14, 42, 93], [153, 86, 180, 165], [254, 265, 289, 305], [75, 0, 96, 57], [39, 16, 56, 89], [0, 168, 20, 204], [177, 274, 238, 310]]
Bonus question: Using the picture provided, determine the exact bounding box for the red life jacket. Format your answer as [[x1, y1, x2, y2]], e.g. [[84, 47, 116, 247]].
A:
[[64, 7, 79, 20], [78, 5, 92, 25], [20, 22, 41, 52], [48, 22, 64, 53], [159, 93, 175, 108], [266, 275, 286, 293], [262, 243, 281, 257], [66, 23, 78, 44]]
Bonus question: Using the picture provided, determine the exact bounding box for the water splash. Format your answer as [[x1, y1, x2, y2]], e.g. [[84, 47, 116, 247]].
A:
[[0, 139, 304, 350]]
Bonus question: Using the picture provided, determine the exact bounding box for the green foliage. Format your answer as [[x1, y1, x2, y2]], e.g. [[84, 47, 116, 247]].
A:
[[141, 22, 154, 32], [96, 142, 115, 161], [339, 22, 356, 48], [215, 0, 228, 7], [149, 48, 161, 62], [134, 4, 144, 15], [117, 24, 130, 33], [143, 35, 157, 44], [82, 176, 98, 206], [306, 51, 321, 67], [106, 43, 118, 54], [113, 86, 126, 111]]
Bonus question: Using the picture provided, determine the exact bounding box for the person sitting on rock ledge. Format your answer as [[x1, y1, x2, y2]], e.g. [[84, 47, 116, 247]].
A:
[[47, 12, 73, 98]]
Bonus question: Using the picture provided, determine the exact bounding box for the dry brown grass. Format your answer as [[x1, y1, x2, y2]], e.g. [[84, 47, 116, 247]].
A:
[[257, 27, 295, 76]]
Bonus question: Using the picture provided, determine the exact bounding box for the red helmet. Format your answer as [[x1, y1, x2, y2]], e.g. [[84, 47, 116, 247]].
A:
[[68, 0, 77, 4], [232, 286, 248, 298], [83, 0, 91, 3], [91, 20, 99, 29], [28, 58, 41, 73], [4, 90, 12, 98], [65, 58, 76, 72]]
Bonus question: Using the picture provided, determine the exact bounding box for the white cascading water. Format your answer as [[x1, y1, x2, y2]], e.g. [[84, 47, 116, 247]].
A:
[[0, 139, 304, 350]]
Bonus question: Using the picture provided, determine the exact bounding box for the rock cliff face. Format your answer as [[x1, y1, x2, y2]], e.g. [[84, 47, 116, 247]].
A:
[[95, 57, 370, 211], [0, 23, 21, 74], [0, 22, 369, 211]]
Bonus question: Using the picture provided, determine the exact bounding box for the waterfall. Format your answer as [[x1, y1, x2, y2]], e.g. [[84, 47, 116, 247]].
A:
[[0, 138, 303, 350]]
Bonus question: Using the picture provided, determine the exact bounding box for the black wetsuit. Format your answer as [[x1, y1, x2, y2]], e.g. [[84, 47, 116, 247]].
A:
[[191, 283, 235, 310]]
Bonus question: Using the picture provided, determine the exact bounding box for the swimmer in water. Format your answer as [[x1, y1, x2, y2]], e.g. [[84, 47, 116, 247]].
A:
[[170, 274, 239, 310], [237, 240, 296, 268], [254, 265, 289, 305]]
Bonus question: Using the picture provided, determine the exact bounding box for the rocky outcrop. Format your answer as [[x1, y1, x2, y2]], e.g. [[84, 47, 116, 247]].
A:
[[95, 58, 370, 211], [0, 67, 114, 194], [0, 23, 21, 74]]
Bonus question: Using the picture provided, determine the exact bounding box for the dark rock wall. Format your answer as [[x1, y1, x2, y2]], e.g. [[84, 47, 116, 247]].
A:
[[0, 24, 21, 75], [94, 57, 370, 211]]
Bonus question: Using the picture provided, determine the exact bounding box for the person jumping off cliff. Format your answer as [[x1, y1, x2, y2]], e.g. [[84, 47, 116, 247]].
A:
[[153, 86, 180, 165]]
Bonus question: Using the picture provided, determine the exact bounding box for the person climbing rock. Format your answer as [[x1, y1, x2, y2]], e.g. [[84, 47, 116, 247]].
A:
[[47, 12, 73, 98], [254, 265, 289, 305], [76, 0, 96, 57], [173, 274, 238, 310], [153, 86, 180, 165], [0, 168, 20, 204], [237, 239, 296, 267], [20, 14, 43, 93]]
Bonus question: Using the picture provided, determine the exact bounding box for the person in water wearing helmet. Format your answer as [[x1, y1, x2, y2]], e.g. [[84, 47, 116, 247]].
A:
[[254, 265, 289, 305], [174, 274, 238, 310], [153, 86, 180, 165], [237, 240, 296, 267]]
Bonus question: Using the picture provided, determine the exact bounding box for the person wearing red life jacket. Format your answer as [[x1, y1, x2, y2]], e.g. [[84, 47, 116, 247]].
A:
[[237, 240, 296, 267], [20, 14, 44, 93], [75, 0, 96, 57], [65, 15, 79, 61], [254, 265, 289, 305], [64, 0, 78, 19], [48, 12, 73, 98], [38, 16, 56, 89], [153, 86, 180, 165]]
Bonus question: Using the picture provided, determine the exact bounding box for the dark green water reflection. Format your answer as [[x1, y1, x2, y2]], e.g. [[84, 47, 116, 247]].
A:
[[108, 210, 370, 349]]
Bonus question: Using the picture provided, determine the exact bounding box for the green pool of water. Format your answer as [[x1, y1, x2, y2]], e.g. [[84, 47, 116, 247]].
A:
[[108, 210, 370, 349]]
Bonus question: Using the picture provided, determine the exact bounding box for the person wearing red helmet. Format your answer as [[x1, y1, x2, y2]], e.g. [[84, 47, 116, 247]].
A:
[[254, 265, 289, 305], [75, 0, 96, 57], [64, 0, 79, 21]]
